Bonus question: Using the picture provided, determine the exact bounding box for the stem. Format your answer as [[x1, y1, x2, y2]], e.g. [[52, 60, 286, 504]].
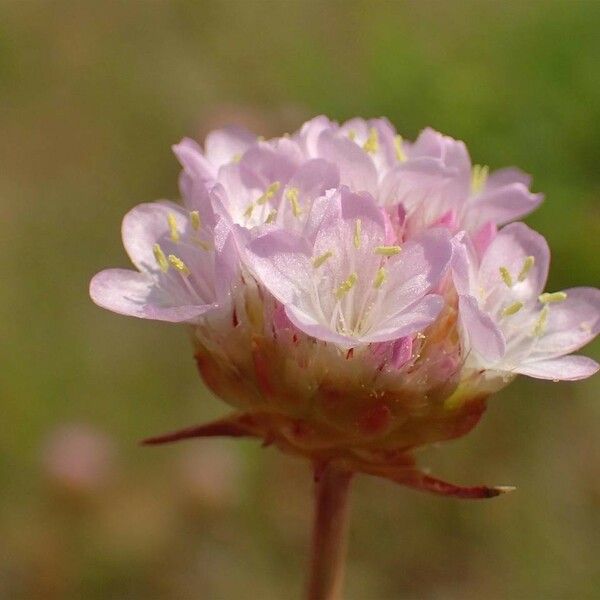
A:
[[307, 463, 353, 600]]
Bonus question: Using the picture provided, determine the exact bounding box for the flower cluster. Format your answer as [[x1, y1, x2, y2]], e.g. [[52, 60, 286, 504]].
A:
[[91, 117, 599, 498]]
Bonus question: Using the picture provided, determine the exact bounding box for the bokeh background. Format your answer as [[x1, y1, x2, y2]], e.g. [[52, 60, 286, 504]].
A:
[[1, 1, 599, 598]]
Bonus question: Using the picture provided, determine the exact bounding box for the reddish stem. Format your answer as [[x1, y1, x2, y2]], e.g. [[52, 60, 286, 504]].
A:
[[307, 464, 353, 600]]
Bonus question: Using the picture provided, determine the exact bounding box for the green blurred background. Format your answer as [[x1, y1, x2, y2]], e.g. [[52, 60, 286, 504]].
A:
[[1, 1, 599, 598]]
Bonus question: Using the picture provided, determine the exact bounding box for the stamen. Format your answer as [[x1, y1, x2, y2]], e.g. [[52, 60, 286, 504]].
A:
[[518, 256, 535, 281], [336, 273, 358, 299], [190, 210, 201, 231], [168, 254, 190, 276], [231, 153, 242, 164], [265, 209, 278, 224], [471, 164, 489, 193], [167, 213, 180, 243], [373, 267, 386, 289], [363, 127, 379, 154], [499, 266, 513, 288], [354, 219, 362, 249], [256, 181, 281, 205], [502, 301, 523, 317], [153, 243, 169, 273], [244, 204, 254, 219], [347, 130, 357, 141], [313, 251, 333, 268], [533, 305, 549, 337], [539, 291, 567, 304], [286, 187, 301, 217], [394, 135, 407, 162], [375, 245, 402, 256]]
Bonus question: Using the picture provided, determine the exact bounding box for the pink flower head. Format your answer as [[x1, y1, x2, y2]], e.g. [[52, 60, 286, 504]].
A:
[[91, 116, 599, 499]]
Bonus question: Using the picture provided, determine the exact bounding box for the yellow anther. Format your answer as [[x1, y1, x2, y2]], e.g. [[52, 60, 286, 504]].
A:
[[267, 180, 281, 195], [394, 135, 407, 162], [354, 219, 362, 249], [231, 153, 242, 164], [375, 245, 402, 256], [153, 243, 169, 273], [471, 164, 489, 193], [167, 213, 180, 242], [502, 301, 523, 317], [539, 291, 567, 304], [499, 266, 513, 288], [363, 127, 379, 154], [190, 210, 201, 231], [265, 209, 278, 224], [347, 130, 357, 141], [518, 255, 535, 282], [257, 181, 281, 205], [313, 251, 333, 268], [244, 203, 254, 219], [533, 305, 549, 337], [373, 267, 387, 289], [336, 273, 358, 299], [286, 187, 302, 217], [168, 254, 190, 276]]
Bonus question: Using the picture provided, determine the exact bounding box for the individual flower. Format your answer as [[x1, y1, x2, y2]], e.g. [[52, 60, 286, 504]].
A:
[[380, 128, 543, 237], [245, 186, 451, 347], [90, 116, 599, 502], [90, 199, 238, 323], [453, 222, 600, 387]]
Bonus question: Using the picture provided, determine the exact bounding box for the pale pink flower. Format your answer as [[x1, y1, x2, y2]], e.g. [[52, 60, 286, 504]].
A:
[[90, 200, 238, 322], [453, 222, 600, 384], [245, 186, 451, 347]]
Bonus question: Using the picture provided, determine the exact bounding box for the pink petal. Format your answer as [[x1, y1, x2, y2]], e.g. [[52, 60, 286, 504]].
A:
[[316, 130, 378, 196], [288, 159, 339, 204], [485, 167, 532, 189], [458, 295, 506, 362], [172, 138, 217, 182], [408, 127, 471, 174], [204, 125, 256, 168], [239, 144, 299, 188], [471, 222, 497, 257], [470, 183, 543, 228], [284, 305, 356, 347], [213, 218, 242, 300], [390, 337, 413, 369], [362, 295, 444, 343], [121, 201, 188, 272], [450, 234, 473, 296], [479, 222, 550, 296], [514, 355, 599, 381], [385, 228, 453, 310], [90, 269, 213, 322], [245, 230, 312, 305], [531, 287, 600, 358]]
